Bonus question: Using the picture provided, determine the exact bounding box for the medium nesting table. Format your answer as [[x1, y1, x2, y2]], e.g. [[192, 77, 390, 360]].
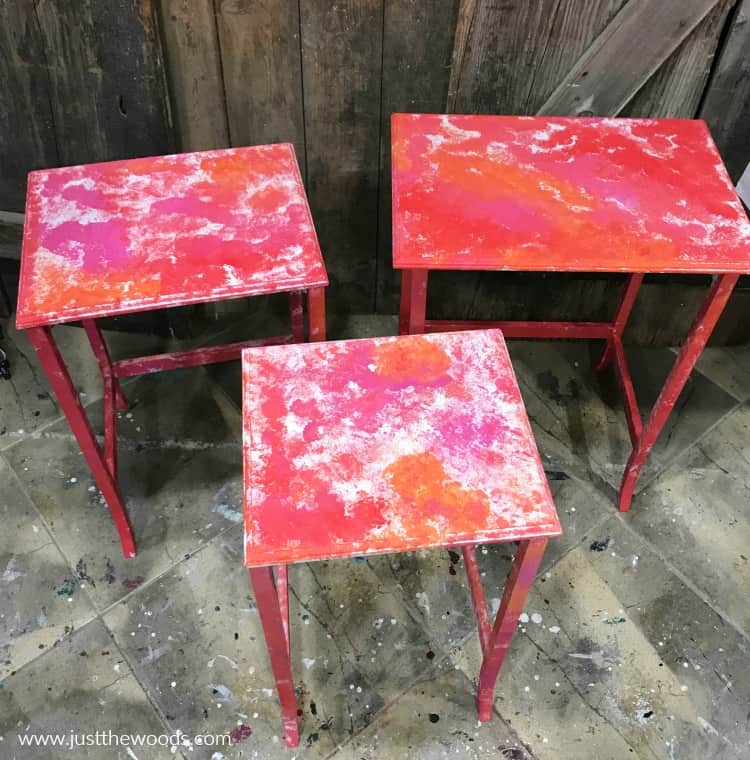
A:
[[16, 144, 328, 558], [241, 330, 561, 746], [393, 113, 750, 512]]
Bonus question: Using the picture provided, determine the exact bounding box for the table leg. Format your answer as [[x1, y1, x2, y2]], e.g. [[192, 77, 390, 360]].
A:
[[400, 269, 427, 335], [398, 269, 412, 335], [289, 291, 305, 342], [249, 566, 299, 747], [477, 539, 546, 721], [307, 287, 326, 342], [83, 320, 121, 478], [276, 564, 291, 654], [26, 326, 135, 558], [595, 273, 644, 372], [618, 273, 739, 512], [82, 319, 128, 411]]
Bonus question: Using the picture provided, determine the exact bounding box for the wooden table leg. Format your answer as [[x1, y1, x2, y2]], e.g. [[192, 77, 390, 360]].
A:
[[26, 326, 136, 558], [618, 273, 739, 512], [290, 291, 305, 342], [249, 566, 299, 747], [476, 539, 546, 721], [398, 269, 412, 335], [83, 319, 122, 478], [399, 269, 428, 335], [595, 273, 644, 372], [83, 319, 128, 411], [276, 564, 291, 654], [307, 287, 326, 342]]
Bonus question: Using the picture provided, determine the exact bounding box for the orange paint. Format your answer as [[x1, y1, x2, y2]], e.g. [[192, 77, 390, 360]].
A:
[[17, 144, 328, 329], [385, 452, 492, 538], [392, 114, 750, 274], [242, 331, 561, 567], [373, 336, 451, 384]]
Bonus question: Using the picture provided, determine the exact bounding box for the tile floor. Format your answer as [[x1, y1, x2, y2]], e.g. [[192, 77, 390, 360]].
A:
[[1, 314, 749, 759]]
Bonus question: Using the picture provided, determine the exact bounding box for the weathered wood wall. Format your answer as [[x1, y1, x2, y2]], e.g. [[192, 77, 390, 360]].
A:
[[1, 0, 749, 342]]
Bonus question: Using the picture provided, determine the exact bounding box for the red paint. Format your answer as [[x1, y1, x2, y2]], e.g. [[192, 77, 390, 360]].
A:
[[113, 334, 296, 378], [249, 566, 299, 747], [392, 114, 750, 274], [394, 115, 747, 513], [595, 274, 644, 372], [19, 145, 329, 558], [462, 545, 491, 653], [477, 539, 547, 721], [242, 331, 561, 566], [26, 326, 136, 558], [244, 330, 557, 744], [17, 144, 327, 329], [618, 273, 739, 511], [229, 723, 253, 744], [423, 318, 613, 340]]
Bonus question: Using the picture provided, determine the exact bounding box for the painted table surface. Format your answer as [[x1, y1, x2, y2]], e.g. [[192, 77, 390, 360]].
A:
[[391, 114, 750, 274], [16, 144, 328, 329], [242, 330, 561, 567]]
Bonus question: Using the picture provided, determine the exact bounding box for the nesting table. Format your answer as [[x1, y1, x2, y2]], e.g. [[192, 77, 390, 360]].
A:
[[241, 330, 561, 745], [393, 114, 750, 512], [16, 144, 328, 558]]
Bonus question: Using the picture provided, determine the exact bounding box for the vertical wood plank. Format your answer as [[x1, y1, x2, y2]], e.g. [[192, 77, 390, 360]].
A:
[[0, 2, 58, 211], [446, 0, 477, 113], [538, 0, 723, 115], [376, 0, 460, 313], [216, 0, 305, 172], [301, 0, 383, 312], [700, 0, 750, 181], [33, 0, 172, 165], [444, 0, 558, 318], [523, 0, 628, 113], [454, 0, 559, 114], [621, 0, 734, 118], [157, 0, 229, 151]]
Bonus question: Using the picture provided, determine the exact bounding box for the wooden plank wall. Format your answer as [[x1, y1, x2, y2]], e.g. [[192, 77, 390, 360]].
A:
[[0, 0, 172, 213], [1, 0, 749, 343]]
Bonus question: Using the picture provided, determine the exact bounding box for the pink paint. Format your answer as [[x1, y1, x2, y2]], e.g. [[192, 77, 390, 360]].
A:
[[392, 114, 750, 273], [16, 144, 328, 329], [242, 330, 561, 567]]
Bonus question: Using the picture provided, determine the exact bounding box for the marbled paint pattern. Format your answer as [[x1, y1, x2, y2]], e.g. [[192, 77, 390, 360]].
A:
[[17, 144, 327, 329], [242, 330, 561, 566], [392, 114, 750, 273]]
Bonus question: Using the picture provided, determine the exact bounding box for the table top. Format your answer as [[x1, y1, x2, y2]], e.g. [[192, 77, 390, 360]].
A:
[[392, 114, 750, 274], [242, 330, 561, 567], [16, 144, 328, 329]]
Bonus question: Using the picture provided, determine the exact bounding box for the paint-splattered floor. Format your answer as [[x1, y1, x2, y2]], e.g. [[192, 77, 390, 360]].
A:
[[1, 312, 749, 759]]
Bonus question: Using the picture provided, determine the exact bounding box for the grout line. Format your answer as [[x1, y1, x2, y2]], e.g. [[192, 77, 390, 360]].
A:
[[670, 345, 750, 405], [613, 510, 750, 643], [325, 495, 615, 756], [96, 522, 242, 620], [1, 517, 241, 687], [553, 412, 750, 644], [631, 395, 745, 496], [103, 626, 193, 760], [321, 637, 473, 760]]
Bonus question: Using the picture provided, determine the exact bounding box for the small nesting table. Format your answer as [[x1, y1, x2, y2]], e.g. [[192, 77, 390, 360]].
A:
[[393, 114, 750, 512], [242, 330, 561, 746], [16, 144, 328, 558]]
